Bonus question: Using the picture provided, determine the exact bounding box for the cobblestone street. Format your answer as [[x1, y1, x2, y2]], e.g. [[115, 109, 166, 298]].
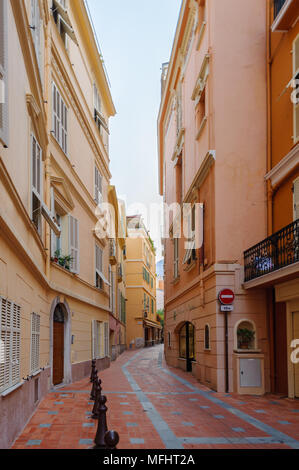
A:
[[12, 345, 299, 450]]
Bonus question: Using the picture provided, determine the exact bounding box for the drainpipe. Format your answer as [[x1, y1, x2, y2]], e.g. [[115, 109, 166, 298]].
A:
[[266, 0, 273, 237]]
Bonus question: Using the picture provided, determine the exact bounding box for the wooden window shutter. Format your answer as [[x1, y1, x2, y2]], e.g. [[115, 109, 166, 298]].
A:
[[294, 177, 299, 221], [69, 215, 79, 273], [31, 313, 40, 373], [0, 0, 8, 146]]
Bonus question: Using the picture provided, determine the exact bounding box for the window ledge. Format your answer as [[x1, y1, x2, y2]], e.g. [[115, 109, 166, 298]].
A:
[[204, 348, 211, 352], [172, 276, 180, 285], [233, 348, 261, 354], [196, 116, 207, 141], [1, 381, 24, 398], [183, 259, 197, 272]]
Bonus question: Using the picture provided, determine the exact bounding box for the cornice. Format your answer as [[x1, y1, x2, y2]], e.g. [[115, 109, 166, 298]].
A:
[[265, 143, 299, 188]]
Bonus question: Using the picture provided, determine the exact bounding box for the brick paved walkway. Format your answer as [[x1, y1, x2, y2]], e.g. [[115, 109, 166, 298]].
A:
[[12, 345, 299, 449]]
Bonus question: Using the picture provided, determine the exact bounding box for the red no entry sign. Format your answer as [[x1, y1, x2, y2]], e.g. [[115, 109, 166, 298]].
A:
[[218, 289, 235, 305]]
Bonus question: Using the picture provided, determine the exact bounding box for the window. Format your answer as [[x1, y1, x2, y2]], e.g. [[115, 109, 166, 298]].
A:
[[0, 0, 8, 147], [69, 215, 79, 273], [179, 322, 195, 360], [0, 297, 21, 393], [204, 324, 210, 350], [31, 313, 40, 373], [52, 0, 77, 49], [95, 244, 103, 290], [196, 87, 206, 140], [30, 0, 41, 72], [95, 166, 103, 206], [168, 332, 171, 348], [183, 205, 197, 266], [52, 82, 67, 154], [293, 177, 299, 221], [151, 299, 154, 314], [174, 237, 179, 279], [176, 82, 183, 136], [293, 35, 299, 143], [92, 320, 109, 359], [31, 135, 43, 235], [94, 83, 102, 115]]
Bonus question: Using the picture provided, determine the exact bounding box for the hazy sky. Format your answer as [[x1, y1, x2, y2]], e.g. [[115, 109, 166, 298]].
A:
[[86, 0, 182, 259]]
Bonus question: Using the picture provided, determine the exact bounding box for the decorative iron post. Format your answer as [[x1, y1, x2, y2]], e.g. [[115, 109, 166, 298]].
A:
[[90, 359, 96, 383], [90, 369, 98, 401], [93, 395, 108, 449], [92, 378, 102, 419], [104, 430, 119, 450]]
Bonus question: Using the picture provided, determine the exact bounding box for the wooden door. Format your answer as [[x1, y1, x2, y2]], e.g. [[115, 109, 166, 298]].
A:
[[53, 321, 64, 385], [293, 312, 299, 398]]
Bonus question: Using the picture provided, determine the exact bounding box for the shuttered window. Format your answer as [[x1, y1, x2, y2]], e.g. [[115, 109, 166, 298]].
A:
[[294, 177, 299, 221], [31, 313, 40, 373], [95, 166, 103, 206], [94, 84, 102, 114], [31, 135, 43, 234], [293, 35, 299, 143], [0, 297, 21, 393], [174, 238, 179, 279], [52, 82, 67, 154], [69, 215, 79, 273], [95, 244, 103, 290], [92, 320, 109, 358], [0, 0, 8, 146], [30, 0, 41, 72], [104, 322, 109, 357]]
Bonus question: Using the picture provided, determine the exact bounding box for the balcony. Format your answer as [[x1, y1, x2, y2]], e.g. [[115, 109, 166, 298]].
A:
[[117, 263, 123, 282], [109, 239, 117, 265], [272, 0, 298, 32], [244, 219, 299, 284]]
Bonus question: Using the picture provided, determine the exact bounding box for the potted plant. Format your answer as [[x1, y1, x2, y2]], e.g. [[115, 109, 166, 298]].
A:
[[53, 249, 60, 264], [237, 328, 255, 349]]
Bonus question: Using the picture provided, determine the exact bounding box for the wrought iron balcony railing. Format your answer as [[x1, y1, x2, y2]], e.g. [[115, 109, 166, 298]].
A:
[[244, 219, 299, 282], [274, 0, 286, 19]]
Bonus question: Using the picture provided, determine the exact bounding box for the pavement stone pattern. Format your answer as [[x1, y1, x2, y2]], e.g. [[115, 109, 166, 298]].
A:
[[12, 345, 299, 450]]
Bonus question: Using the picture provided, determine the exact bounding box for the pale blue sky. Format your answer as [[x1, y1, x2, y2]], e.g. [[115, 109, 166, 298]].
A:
[[87, 0, 182, 259]]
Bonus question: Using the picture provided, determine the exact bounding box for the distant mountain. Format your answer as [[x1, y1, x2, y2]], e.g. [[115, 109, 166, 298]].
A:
[[156, 259, 164, 279]]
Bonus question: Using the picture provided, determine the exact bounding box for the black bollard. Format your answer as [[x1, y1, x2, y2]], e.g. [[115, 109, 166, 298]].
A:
[[91, 378, 102, 419], [93, 395, 108, 449], [90, 369, 98, 401], [104, 430, 119, 450], [90, 359, 96, 383]]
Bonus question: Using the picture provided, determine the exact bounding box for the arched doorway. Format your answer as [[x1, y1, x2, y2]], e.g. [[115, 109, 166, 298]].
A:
[[179, 322, 195, 372], [53, 304, 65, 386]]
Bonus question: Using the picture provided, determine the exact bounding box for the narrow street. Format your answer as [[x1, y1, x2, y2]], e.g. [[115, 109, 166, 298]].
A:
[[12, 345, 299, 450]]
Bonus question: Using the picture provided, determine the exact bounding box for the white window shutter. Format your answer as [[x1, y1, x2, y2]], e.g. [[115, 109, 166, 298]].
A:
[[31, 313, 40, 373], [69, 215, 79, 273], [95, 166, 103, 205], [0, 0, 8, 146], [0, 297, 20, 392], [92, 319, 97, 359], [294, 178, 299, 221], [50, 188, 57, 257], [104, 322, 109, 357]]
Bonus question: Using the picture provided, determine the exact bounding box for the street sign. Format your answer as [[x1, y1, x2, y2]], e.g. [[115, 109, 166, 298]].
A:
[[221, 305, 234, 312], [218, 289, 235, 305]]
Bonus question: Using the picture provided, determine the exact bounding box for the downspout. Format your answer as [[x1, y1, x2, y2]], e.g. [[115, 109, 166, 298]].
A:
[[45, 19, 52, 280], [266, 0, 276, 394], [266, 0, 273, 237]]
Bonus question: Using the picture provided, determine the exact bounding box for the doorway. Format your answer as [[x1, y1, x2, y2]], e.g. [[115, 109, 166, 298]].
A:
[[53, 304, 65, 386], [179, 322, 195, 372], [274, 302, 288, 395], [293, 311, 299, 398]]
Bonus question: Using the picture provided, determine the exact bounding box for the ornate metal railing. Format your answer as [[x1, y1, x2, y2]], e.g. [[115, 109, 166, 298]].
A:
[[274, 0, 286, 19], [244, 219, 299, 282]]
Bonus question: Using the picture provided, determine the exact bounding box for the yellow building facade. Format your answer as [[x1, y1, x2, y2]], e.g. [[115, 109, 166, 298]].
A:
[[125, 215, 162, 349], [0, 0, 116, 448]]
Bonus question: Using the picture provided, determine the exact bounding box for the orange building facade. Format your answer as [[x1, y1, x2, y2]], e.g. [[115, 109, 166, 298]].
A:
[[158, 0, 270, 394], [244, 0, 299, 398]]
